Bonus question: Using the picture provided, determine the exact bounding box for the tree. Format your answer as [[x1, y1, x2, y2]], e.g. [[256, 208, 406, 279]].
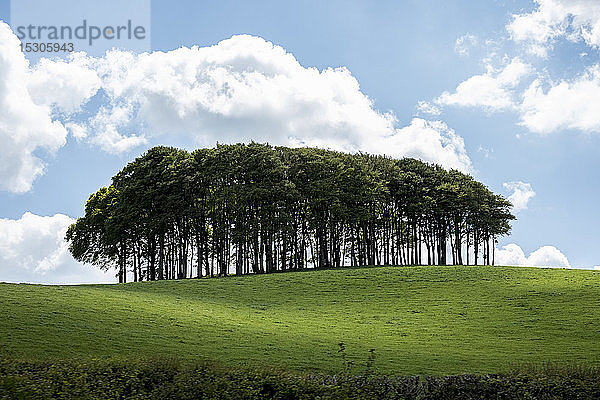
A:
[[67, 144, 516, 281]]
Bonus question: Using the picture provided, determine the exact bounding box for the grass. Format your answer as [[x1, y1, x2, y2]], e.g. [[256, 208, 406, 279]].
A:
[[0, 265, 598, 376]]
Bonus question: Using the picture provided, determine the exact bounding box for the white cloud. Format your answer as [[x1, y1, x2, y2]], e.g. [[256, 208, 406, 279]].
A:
[[437, 74, 513, 111], [503, 181, 535, 211], [86, 36, 401, 152], [416, 100, 441, 116], [65, 122, 88, 140], [85, 35, 471, 170], [0, 22, 68, 193], [429, 5, 600, 136], [376, 118, 472, 172], [87, 104, 147, 153], [507, 0, 600, 56], [432, 50, 600, 137], [0, 212, 113, 284], [436, 58, 531, 112], [520, 65, 600, 133], [495, 243, 570, 268], [455, 34, 478, 56], [435, 2, 600, 136], [495, 243, 529, 266], [0, 23, 473, 179], [27, 53, 101, 114], [527, 245, 570, 267]]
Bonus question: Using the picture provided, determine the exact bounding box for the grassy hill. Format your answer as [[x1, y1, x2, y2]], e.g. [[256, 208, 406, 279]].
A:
[[1, 265, 598, 376]]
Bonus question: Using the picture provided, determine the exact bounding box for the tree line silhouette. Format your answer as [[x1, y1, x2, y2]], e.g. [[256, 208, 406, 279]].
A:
[[66, 143, 514, 283]]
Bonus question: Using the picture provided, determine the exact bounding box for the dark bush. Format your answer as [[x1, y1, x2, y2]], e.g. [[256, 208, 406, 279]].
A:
[[1, 358, 598, 400]]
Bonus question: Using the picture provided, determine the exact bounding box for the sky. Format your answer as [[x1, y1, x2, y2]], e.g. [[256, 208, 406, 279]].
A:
[[1, 0, 599, 283]]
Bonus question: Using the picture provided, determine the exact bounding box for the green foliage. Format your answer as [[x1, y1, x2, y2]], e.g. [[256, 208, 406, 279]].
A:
[[1, 358, 599, 399], [66, 144, 515, 282], [1, 266, 598, 376]]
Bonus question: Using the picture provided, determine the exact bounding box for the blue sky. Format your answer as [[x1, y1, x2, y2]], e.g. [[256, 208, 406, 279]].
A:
[[1, 0, 599, 283]]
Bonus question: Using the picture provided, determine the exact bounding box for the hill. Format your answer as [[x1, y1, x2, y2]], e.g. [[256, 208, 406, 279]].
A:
[[1, 265, 598, 376]]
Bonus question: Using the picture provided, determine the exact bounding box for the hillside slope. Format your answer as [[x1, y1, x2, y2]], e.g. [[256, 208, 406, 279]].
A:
[[1, 265, 598, 375]]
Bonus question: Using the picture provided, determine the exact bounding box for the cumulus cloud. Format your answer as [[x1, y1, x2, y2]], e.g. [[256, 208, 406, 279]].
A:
[[520, 65, 600, 133], [436, 58, 531, 112], [0, 23, 473, 173], [503, 181, 535, 211], [65, 122, 88, 140], [0, 212, 113, 284], [433, 50, 600, 136], [85, 35, 471, 170], [428, 4, 600, 135], [527, 246, 570, 267], [434, 2, 600, 136], [0, 22, 68, 193], [495, 243, 570, 268], [374, 118, 471, 172], [27, 53, 101, 114], [507, 0, 600, 56], [86, 37, 402, 156], [87, 104, 147, 153]]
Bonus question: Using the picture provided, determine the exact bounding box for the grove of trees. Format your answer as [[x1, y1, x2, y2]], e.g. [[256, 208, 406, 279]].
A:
[[66, 143, 515, 283]]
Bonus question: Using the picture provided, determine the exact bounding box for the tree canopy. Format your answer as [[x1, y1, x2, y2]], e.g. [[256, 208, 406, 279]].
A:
[[66, 143, 515, 282]]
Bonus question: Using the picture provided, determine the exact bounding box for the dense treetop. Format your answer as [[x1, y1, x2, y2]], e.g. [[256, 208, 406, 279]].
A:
[[66, 143, 514, 282]]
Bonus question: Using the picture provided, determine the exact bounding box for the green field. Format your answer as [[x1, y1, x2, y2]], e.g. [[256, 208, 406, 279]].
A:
[[1, 265, 598, 376]]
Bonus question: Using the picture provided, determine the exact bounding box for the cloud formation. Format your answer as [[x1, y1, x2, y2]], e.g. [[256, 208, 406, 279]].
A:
[[435, 58, 531, 112], [28, 53, 101, 114], [435, 37, 600, 136], [507, 0, 600, 56], [434, 3, 600, 136], [0, 22, 68, 193], [87, 35, 471, 170], [416, 100, 441, 116], [505, 2, 600, 135], [0, 23, 473, 178], [520, 65, 600, 133], [0, 212, 113, 284], [504, 181, 535, 211], [495, 243, 570, 268]]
